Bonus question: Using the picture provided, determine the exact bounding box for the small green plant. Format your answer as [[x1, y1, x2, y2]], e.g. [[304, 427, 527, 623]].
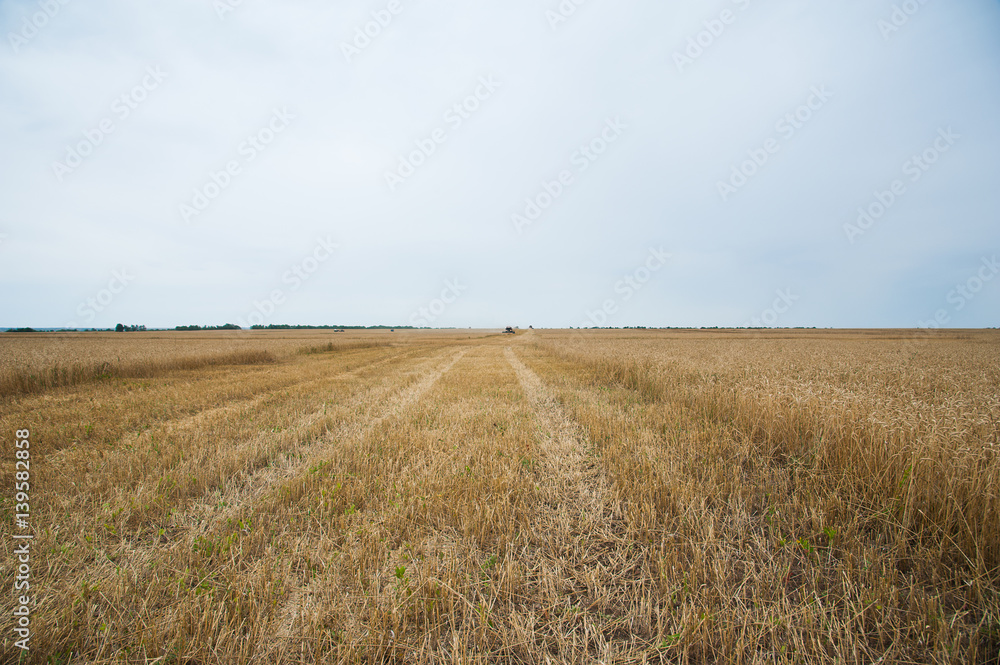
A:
[[476, 601, 495, 628], [45, 650, 73, 665], [659, 633, 682, 648], [193, 536, 213, 557], [51, 542, 74, 556], [75, 581, 99, 605]]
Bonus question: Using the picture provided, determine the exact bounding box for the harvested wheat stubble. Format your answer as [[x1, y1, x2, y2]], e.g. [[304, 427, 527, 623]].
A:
[[0, 328, 411, 400], [4, 345, 469, 658], [504, 347, 652, 658], [0, 329, 997, 664], [525, 329, 1000, 663]]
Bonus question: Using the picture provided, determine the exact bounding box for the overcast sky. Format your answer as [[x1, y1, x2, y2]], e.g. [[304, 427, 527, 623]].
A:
[[1, 0, 998, 329]]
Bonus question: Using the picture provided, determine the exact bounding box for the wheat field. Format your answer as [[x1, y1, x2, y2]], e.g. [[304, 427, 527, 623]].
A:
[[0, 329, 997, 664]]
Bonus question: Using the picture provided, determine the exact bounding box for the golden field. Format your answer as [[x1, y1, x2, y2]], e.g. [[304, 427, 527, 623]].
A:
[[0, 329, 997, 664]]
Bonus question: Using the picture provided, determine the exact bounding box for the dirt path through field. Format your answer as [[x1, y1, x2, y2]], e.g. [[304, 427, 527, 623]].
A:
[[504, 346, 643, 656], [505, 346, 608, 525]]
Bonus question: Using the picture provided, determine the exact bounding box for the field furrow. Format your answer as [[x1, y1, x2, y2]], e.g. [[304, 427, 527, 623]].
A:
[[503, 346, 650, 659]]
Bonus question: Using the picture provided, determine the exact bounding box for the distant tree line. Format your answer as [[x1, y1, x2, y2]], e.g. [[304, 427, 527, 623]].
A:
[[174, 324, 240, 331], [248, 324, 415, 330], [115, 324, 147, 332]]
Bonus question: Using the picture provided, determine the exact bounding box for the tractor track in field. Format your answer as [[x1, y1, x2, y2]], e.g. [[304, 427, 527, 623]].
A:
[[40, 345, 419, 509], [47, 345, 416, 465], [504, 346, 643, 654], [266, 344, 638, 660], [180, 348, 467, 537], [82, 347, 466, 593], [176, 347, 466, 538], [212, 346, 469, 536], [268, 348, 469, 652], [40, 346, 421, 539], [505, 346, 608, 521]]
